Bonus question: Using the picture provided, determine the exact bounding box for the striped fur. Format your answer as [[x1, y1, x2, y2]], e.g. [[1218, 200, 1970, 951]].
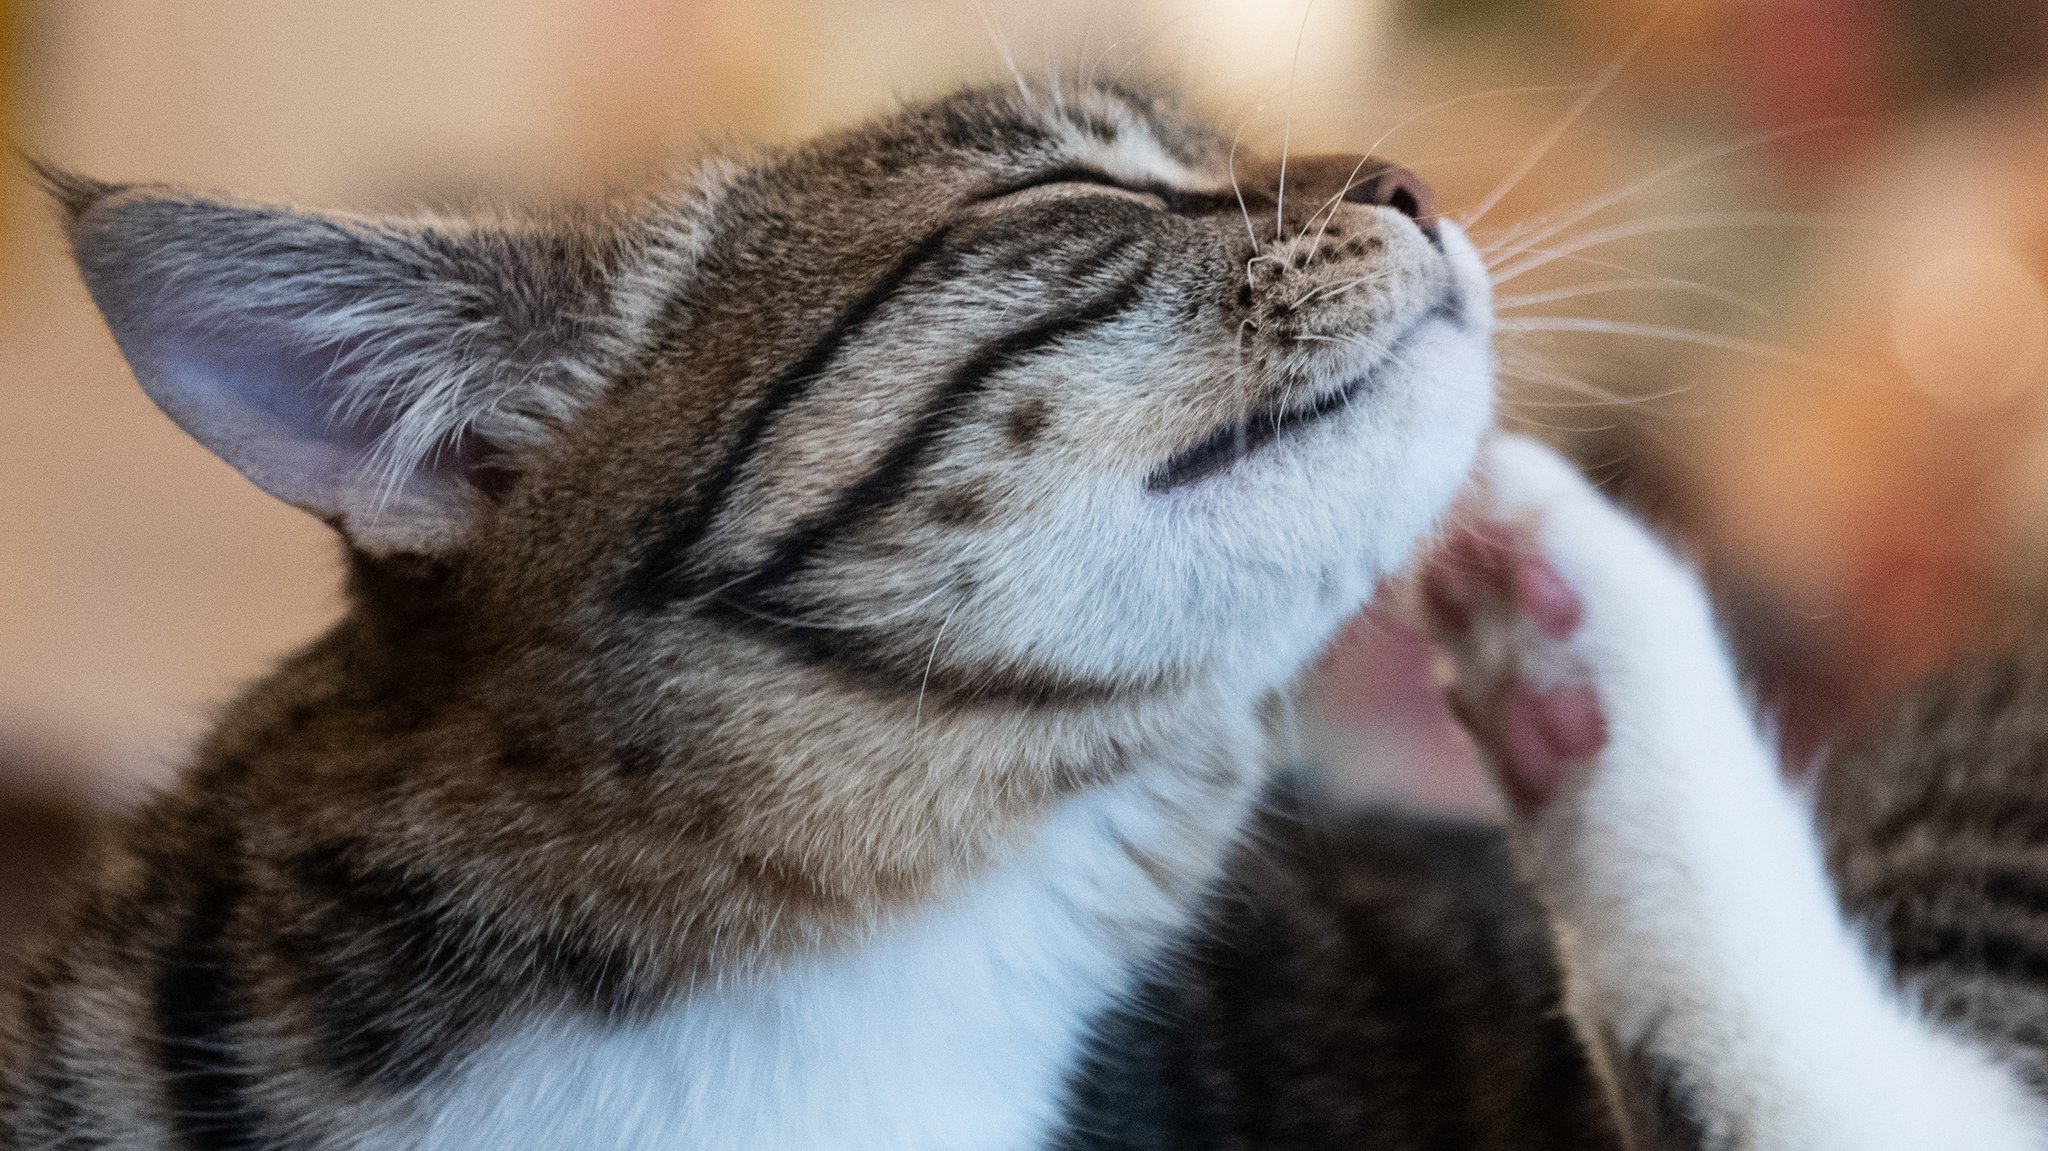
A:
[[5, 77, 2048, 1150], [1824, 630, 2048, 1097], [3, 82, 1495, 1148]]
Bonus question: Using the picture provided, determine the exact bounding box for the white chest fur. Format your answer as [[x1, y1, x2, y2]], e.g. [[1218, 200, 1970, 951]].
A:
[[392, 764, 1257, 1151]]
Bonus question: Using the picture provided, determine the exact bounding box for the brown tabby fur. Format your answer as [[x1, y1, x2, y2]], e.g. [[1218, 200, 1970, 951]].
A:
[[3, 80, 1465, 1144], [6, 74, 2048, 1151], [1824, 626, 2048, 1097]]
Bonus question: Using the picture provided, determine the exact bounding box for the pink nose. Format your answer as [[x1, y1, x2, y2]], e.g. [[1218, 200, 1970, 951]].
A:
[[1342, 161, 1436, 239], [1261, 154, 1440, 241]]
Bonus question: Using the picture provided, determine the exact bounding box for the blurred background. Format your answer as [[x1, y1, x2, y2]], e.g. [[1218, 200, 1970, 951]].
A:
[[3, 0, 2048, 954]]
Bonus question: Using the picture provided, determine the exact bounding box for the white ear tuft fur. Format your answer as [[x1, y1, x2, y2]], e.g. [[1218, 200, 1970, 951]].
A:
[[53, 177, 656, 553]]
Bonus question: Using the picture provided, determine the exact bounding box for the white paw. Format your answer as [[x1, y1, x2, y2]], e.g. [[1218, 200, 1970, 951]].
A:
[[1421, 437, 2048, 1151]]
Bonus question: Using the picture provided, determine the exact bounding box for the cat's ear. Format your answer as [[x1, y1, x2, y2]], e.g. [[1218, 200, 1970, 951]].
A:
[[44, 165, 653, 554]]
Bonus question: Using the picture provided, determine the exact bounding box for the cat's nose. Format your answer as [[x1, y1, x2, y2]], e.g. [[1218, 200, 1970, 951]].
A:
[[1341, 162, 1436, 240], [1263, 154, 1439, 241]]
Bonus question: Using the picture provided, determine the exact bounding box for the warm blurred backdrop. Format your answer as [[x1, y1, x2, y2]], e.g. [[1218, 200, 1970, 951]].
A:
[[4, 0, 2048, 951]]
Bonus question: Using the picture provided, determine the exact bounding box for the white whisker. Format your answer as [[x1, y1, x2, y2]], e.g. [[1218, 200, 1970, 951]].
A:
[[1298, 86, 1585, 255], [1106, 10, 1196, 86], [1489, 210, 1858, 285], [1042, 29, 1064, 114], [1460, 13, 1664, 229], [1274, 0, 1316, 241], [1299, 152, 1375, 253], [914, 594, 968, 731], [1074, 2, 1098, 92], [1485, 248, 1757, 305], [1496, 316, 1865, 381], [710, 581, 957, 633], [1295, 330, 1398, 360], [973, 0, 1030, 102], [1227, 123, 1260, 250], [1499, 356, 1690, 405], [1494, 276, 1770, 318], [1478, 119, 1856, 269], [1291, 269, 1394, 309], [1497, 409, 1621, 434]]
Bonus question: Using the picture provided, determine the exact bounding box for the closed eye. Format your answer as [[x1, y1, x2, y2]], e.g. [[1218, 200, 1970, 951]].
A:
[[980, 168, 1246, 219], [979, 169, 1170, 212]]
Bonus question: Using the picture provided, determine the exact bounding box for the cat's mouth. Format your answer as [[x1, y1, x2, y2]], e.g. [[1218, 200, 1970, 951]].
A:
[[1145, 295, 1465, 493]]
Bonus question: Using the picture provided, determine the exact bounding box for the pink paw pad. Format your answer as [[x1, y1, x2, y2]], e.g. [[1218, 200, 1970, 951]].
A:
[[1421, 523, 1607, 817]]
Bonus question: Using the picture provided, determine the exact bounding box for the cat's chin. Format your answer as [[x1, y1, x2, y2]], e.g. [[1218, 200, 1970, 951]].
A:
[[1148, 294, 1468, 494]]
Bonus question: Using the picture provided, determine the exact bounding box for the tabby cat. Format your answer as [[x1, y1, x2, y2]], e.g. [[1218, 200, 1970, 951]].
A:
[[3, 79, 2045, 1150]]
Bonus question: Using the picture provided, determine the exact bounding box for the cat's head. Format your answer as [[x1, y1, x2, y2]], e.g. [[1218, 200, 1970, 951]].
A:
[[51, 82, 1492, 716]]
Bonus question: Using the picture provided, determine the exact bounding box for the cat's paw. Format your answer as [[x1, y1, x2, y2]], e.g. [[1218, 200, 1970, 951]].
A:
[[1420, 435, 1729, 820], [1419, 514, 1604, 817]]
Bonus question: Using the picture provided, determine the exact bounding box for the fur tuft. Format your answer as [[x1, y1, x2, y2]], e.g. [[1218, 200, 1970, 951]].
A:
[[16, 153, 119, 222]]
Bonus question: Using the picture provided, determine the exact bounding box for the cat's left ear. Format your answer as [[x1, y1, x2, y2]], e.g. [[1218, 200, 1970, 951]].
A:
[[45, 166, 663, 554]]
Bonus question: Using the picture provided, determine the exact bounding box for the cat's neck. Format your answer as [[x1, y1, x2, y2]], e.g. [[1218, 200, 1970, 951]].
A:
[[215, 567, 1283, 988], [389, 749, 1264, 1151], [197, 558, 1283, 1148]]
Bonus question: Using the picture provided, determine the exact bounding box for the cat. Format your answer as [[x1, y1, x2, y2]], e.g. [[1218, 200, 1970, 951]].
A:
[[2, 77, 2044, 1150]]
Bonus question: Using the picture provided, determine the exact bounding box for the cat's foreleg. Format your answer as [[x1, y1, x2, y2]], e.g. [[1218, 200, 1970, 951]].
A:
[[1421, 436, 2044, 1150]]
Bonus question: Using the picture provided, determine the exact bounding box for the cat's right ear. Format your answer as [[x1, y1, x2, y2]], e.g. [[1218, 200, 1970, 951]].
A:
[[39, 163, 666, 555]]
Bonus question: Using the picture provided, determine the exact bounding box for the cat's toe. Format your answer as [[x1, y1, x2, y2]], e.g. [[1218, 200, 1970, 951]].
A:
[[1420, 518, 1606, 817], [1446, 675, 1607, 817], [1422, 434, 1740, 822]]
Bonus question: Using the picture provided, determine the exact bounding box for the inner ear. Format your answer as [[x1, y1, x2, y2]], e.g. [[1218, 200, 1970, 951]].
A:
[[169, 321, 515, 507], [122, 312, 481, 552], [52, 178, 649, 555]]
